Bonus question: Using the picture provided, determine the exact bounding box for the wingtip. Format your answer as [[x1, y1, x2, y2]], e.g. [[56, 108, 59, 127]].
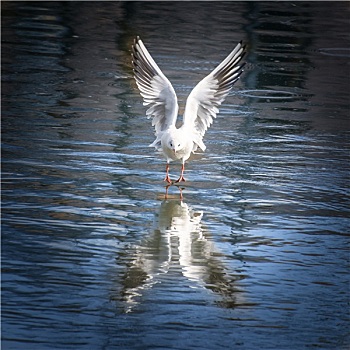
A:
[[132, 36, 140, 49], [238, 40, 247, 51]]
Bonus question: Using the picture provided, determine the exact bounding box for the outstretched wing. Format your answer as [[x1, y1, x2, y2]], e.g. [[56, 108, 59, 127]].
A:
[[183, 41, 246, 151], [131, 37, 179, 145]]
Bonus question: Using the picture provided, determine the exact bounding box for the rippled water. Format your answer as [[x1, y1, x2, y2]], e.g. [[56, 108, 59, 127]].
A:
[[2, 2, 349, 350]]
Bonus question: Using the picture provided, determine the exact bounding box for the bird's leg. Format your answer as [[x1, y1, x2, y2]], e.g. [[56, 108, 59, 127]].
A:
[[164, 163, 172, 184], [175, 163, 186, 183]]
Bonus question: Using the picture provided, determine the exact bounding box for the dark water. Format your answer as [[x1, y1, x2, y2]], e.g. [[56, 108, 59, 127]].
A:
[[2, 2, 350, 349]]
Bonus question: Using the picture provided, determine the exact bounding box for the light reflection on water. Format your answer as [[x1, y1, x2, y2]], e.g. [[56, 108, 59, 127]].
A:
[[2, 1, 350, 350]]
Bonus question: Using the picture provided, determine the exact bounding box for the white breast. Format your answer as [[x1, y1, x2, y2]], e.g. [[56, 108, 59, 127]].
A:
[[161, 130, 193, 162]]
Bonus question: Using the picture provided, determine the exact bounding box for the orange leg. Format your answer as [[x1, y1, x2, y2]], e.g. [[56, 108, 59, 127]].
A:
[[164, 163, 172, 183], [175, 163, 186, 183]]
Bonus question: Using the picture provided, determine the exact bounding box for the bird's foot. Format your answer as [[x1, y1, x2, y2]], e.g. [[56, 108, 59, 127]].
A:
[[175, 175, 186, 183], [164, 175, 172, 184]]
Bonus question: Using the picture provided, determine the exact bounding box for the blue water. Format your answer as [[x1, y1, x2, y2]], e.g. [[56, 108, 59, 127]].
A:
[[2, 2, 349, 349]]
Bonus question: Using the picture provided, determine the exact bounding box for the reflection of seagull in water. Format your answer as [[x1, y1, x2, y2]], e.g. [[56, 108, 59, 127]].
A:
[[156, 199, 206, 282], [131, 36, 246, 183], [119, 198, 245, 313]]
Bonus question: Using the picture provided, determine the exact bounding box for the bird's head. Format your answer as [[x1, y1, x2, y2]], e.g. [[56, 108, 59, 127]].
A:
[[169, 137, 182, 153]]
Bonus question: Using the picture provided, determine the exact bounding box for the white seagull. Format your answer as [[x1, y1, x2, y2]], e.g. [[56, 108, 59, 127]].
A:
[[131, 36, 246, 183]]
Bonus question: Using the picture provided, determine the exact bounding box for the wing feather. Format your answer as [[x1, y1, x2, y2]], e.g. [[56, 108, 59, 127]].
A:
[[131, 37, 178, 144], [183, 41, 246, 150]]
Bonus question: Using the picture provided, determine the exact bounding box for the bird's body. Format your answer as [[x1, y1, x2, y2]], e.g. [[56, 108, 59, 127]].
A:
[[161, 126, 193, 163], [131, 36, 246, 183]]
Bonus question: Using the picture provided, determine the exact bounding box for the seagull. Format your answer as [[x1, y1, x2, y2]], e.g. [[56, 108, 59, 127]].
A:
[[131, 36, 246, 183]]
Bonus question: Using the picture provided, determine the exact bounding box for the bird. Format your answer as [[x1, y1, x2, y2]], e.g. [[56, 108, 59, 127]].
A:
[[131, 36, 246, 184]]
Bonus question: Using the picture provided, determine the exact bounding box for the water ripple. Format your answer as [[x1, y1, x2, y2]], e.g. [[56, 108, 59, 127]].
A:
[[2, 1, 349, 350]]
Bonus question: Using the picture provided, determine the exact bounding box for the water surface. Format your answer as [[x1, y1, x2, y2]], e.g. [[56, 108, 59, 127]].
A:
[[2, 2, 349, 350]]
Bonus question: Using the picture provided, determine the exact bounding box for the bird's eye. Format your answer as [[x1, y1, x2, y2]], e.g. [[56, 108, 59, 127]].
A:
[[170, 142, 173, 147], [178, 144, 181, 147]]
